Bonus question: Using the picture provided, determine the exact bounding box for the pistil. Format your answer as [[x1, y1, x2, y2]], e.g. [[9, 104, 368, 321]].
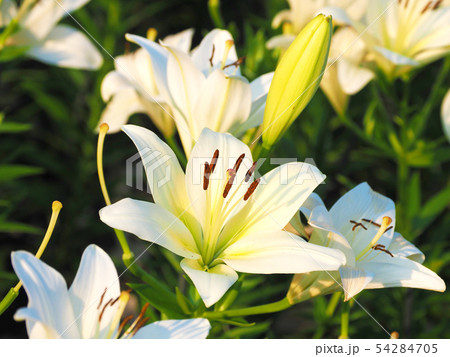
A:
[[355, 216, 392, 261]]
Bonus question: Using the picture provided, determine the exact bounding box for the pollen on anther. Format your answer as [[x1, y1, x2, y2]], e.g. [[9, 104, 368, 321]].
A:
[[244, 178, 260, 201], [233, 153, 245, 172], [245, 161, 257, 182], [203, 162, 211, 190], [223, 169, 236, 198], [210, 149, 219, 173]]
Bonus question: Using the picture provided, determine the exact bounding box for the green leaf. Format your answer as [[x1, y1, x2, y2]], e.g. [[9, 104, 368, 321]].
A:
[[0, 220, 43, 234], [0, 165, 43, 182], [175, 287, 193, 314], [406, 172, 421, 219], [214, 318, 255, 327], [127, 283, 187, 319], [413, 183, 450, 233], [0, 122, 32, 133], [0, 45, 30, 62]]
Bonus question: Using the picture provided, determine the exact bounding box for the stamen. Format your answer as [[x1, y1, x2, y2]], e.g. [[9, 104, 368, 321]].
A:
[[233, 153, 245, 172], [221, 40, 235, 68], [362, 218, 381, 227], [210, 149, 219, 173], [124, 303, 150, 337], [355, 216, 392, 261], [203, 162, 211, 190], [223, 169, 236, 198], [349, 220, 367, 231], [117, 315, 134, 338], [98, 298, 113, 322], [147, 28, 158, 41], [244, 178, 260, 201], [223, 57, 245, 70], [245, 161, 257, 182], [372, 244, 394, 257], [130, 317, 150, 337], [421, 1, 432, 13], [432, 0, 442, 10], [384, 226, 393, 233], [97, 288, 107, 309], [209, 44, 215, 67]]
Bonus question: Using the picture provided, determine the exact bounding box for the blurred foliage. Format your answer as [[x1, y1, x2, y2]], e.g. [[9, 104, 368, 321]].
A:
[[0, 0, 449, 338]]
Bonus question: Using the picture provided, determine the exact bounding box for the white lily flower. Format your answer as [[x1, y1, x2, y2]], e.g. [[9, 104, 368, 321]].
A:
[[124, 29, 274, 155], [2, 0, 103, 69], [350, 0, 450, 78], [98, 29, 195, 136], [267, 0, 371, 114], [289, 182, 445, 302], [441, 89, 450, 142], [12, 244, 211, 339], [99, 125, 346, 307]]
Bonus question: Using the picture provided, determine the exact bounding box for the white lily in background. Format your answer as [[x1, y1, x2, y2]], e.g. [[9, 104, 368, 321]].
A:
[[98, 29, 195, 136], [441, 89, 450, 142], [267, 0, 372, 114], [349, 0, 450, 79], [1, 0, 103, 69], [288, 182, 445, 303], [100, 125, 346, 307], [125, 29, 274, 155], [12, 244, 211, 339]]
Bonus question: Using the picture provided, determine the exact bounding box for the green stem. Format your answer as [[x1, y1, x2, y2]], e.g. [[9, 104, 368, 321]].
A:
[[396, 156, 409, 232], [339, 300, 351, 339], [337, 112, 394, 158], [166, 136, 187, 168], [312, 292, 342, 339], [0, 288, 19, 316], [203, 296, 292, 319], [208, 0, 225, 29]]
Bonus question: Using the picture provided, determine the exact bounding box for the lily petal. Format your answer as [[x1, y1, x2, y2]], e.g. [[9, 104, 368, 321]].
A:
[[11, 251, 79, 338], [68, 245, 120, 339], [121, 125, 192, 222], [337, 58, 374, 95], [361, 255, 446, 292], [180, 259, 238, 307], [222, 230, 346, 274], [132, 318, 210, 339], [27, 25, 103, 70], [163, 28, 194, 54], [222, 162, 325, 239], [388, 233, 425, 263], [193, 69, 251, 134], [191, 29, 239, 76], [99, 88, 147, 133], [101, 71, 133, 102], [20, 0, 90, 40], [441, 89, 450, 142], [339, 266, 374, 301], [99, 198, 200, 259]]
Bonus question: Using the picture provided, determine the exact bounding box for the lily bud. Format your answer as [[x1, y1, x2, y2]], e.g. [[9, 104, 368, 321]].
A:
[[262, 14, 332, 150]]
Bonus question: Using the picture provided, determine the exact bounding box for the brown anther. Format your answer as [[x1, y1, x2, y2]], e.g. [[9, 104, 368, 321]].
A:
[[373, 244, 394, 257], [98, 298, 113, 322], [131, 317, 150, 337], [117, 314, 134, 337], [349, 220, 367, 231], [203, 162, 211, 190], [384, 226, 393, 233], [233, 153, 245, 172], [432, 0, 442, 10], [421, 1, 432, 13], [404, 0, 410, 8], [223, 56, 246, 70], [209, 44, 215, 67], [244, 178, 260, 201], [245, 161, 257, 182], [210, 149, 219, 173], [97, 288, 107, 309], [362, 218, 381, 227], [223, 169, 236, 198], [110, 295, 120, 307]]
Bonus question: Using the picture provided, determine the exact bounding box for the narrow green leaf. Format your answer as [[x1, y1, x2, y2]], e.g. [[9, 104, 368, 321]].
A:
[[0, 165, 43, 182]]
